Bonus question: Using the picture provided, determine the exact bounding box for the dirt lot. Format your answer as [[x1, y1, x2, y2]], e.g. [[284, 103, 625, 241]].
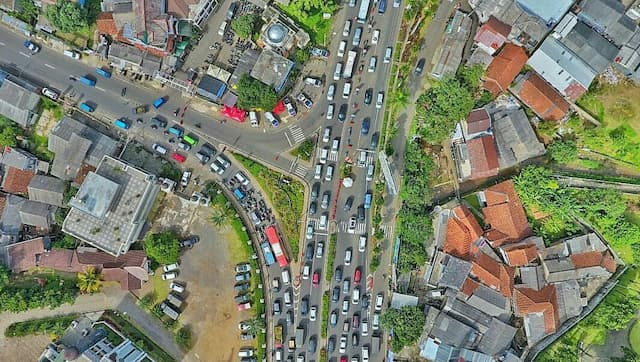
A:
[[152, 194, 252, 362], [0, 334, 51, 362]]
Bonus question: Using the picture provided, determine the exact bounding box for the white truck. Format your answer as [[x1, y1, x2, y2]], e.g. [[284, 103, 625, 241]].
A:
[[343, 50, 357, 79]]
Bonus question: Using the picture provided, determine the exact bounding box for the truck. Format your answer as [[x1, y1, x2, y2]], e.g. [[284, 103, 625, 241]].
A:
[[295, 326, 305, 348], [160, 302, 180, 320], [274, 324, 283, 347], [357, 0, 371, 23], [343, 51, 357, 79], [79, 76, 96, 86], [95, 67, 112, 78]]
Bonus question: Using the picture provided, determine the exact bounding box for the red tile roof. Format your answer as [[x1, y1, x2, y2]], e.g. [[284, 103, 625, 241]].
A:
[[466, 109, 491, 135], [483, 44, 528, 95], [0, 193, 6, 216], [515, 72, 570, 121], [565, 81, 587, 102], [461, 278, 480, 296], [514, 285, 559, 335], [1, 167, 35, 194], [482, 180, 532, 246], [96, 12, 118, 37], [474, 16, 511, 53], [444, 206, 484, 260], [471, 252, 514, 297], [6, 237, 47, 272], [502, 242, 538, 266], [570, 251, 617, 273], [467, 135, 499, 180]]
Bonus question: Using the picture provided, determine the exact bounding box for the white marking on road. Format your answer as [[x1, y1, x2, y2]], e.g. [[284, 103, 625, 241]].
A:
[[44, 64, 55, 69], [288, 125, 306, 144], [19, 51, 30, 58], [284, 132, 293, 147], [95, 86, 106, 92], [0, 41, 5, 46]]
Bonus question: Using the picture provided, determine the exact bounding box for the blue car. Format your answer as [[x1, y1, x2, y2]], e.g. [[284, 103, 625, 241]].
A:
[[361, 118, 370, 135], [153, 97, 167, 108]]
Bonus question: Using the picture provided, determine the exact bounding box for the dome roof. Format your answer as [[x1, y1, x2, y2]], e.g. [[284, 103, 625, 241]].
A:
[[267, 23, 286, 44]]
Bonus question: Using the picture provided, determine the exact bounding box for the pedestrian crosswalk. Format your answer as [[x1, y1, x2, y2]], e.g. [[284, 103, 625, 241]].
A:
[[288, 125, 306, 144], [293, 163, 308, 178], [339, 220, 367, 234], [327, 152, 339, 162], [381, 223, 395, 238]]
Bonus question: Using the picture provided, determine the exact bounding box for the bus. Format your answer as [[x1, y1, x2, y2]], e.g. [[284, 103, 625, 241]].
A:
[[378, 0, 387, 13], [182, 134, 198, 146], [266, 225, 289, 267], [261, 242, 276, 266], [95, 67, 112, 78], [357, 0, 370, 23]]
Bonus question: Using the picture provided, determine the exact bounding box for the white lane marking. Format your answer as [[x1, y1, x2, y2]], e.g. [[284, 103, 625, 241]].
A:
[[284, 132, 293, 147], [0, 41, 6, 46], [44, 64, 55, 69], [95, 86, 106, 92], [19, 51, 30, 58]]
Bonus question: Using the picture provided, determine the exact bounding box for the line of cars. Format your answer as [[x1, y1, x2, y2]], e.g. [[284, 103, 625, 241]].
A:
[[234, 262, 257, 341]]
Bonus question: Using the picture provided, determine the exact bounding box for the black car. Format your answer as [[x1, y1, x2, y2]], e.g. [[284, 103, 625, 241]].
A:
[[286, 310, 294, 325], [415, 58, 426, 75], [308, 335, 317, 353], [327, 336, 336, 353], [361, 118, 370, 135], [150, 117, 167, 129], [361, 293, 370, 308], [309, 201, 317, 215], [200, 143, 216, 156], [234, 294, 250, 304], [332, 286, 340, 302], [357, 206, 365, 222], [343, 196, 354, 211], [370, 132, 379, 148], [306, 243, 314, 262], [234, 282, 250, 293], [180, 236, 199, 248], [338, 104, 348, 122], [301, 297, 309, 315], [364, 88, 373, 105], [335, 266, 343, 282], [311, 182, 320, 201]]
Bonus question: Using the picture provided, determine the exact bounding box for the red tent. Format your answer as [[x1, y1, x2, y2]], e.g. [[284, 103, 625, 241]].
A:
[[221, 105, 246, 123], [272, 100, 285, 114]]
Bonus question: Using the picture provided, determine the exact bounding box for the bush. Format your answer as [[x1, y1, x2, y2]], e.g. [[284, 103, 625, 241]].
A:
[[236, 74, 279, 111], [5, 314, 79, 338], [381, 306, 426, 352], [290, 139, 315, 161], [0, 274, 78, 313], [548, 139, 578, 163], [143, 231, 180, 265], [176, 325, 193, 349]]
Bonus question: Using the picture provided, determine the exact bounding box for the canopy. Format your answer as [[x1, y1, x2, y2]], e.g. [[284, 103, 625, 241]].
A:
[[221, 105, 246, 123], [272, 100, 285, 114]]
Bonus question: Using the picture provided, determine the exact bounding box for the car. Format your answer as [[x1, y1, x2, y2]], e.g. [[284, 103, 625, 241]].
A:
[[415, 58, 426, 75], [376, 91, 384, 109], [210, 161, 224, 175], [162, 272, 177, 280], [238, 320, 251, 331], [354, 268, 362, 284], [345, 248, 353, 265], [343, 196, 354, 211], [305, 243, 314, 261], [316, 241, 324, 258], [169, 282, 185, 293], [303, 263, 311, 279], [240, 333, 255, 341], [359, 235, 367, 252], [235, 282, 250, 293], [235, 294, 250, 304], [307, 336, 317, 353], [361, 118, 370, 135], [163, 263, 179, 272], [372, 313, 380, 330], [326, 103, 335, 119], [308, 201, 317, 215], [312, 271, 320, 287], [23, 40, 40, 53], [364, 88, 373, 105], [341, 357, 348, 362], [328, 336, 336, 353], [265, 112, 280, 127], [195, 152, 210, 164], [296, 93, 313, 109], [41, 88, 59, 100], [368, 56, 377, 73], [305, 224, 314, 240], [235, 263, 251, 273], [347, 217, 357, 234], [180, 170, 192, 187], [273, 300, 281, 315], [343, 20, 352, 37], [309, 47, 330, 58], [361, 320, 369, 336], [180, 236, 199, 248], [393, 0, 401, 7], [372, 29, 380, 44], [325, 164, 334, 181], [177, 141, 191, 151], [171, 152, 186, 163], [235, 272, 251, 282], [335, 266, 343, 282], [297, 353, 305, 362], [150, 117, 167, 129], [352, 286, 361, 305], [342, 299, 349, 315], [330, 310, 339, 326], [352, 26, 363, 46], [361, 293, 370, 309], [310, 306, 317, 321], [357, 206, 365, 222], [332, 286, 340, 302], [322, 127, 331, 143], [327, 84, 336, 101], [375, 293, 384, 310], [286, 310, 294, 325], [304, 77, 322, 87], [352, 314, 360, 330], [284, 97, 297, 116], [311, 183, 320, 201], [64, 50, 81, 59], [331, 138, 340, 153], [301, 297, 309, 315], [338, 104, 347, 122], [339, 336, 347, 353], [366, 164, 375, 181], [321, 192, 330, 209], [384, 47, 392, 63]]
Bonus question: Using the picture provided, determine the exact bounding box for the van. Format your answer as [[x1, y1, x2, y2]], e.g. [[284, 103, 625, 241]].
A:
[[226, 2, 237, 19], [281, 269, 291, 285], [368, 56, 377, 72], [343, 20, 352, 37], [359, 235, 367, 252], [218, 21, 228, 36], [334, 62, 343, 81], [114, 119, 130, 130], [249, 111, 259, 127], [366, 164, 375, 181], [384, 47, 392, 63], [168, 126, 184, 137], [63, 50, 80, 59], [152, 143, 168, 155], [314, 164, 322, 180], [319, 148, 329, 164], [153, 97, 167, 109], [284, 289, 292, 306], [364, 192, 372, 209], [325, 165, 334, 181], [342, 82, 352, 99], [338, 40, 347, 58], [345, 248, 352, 265], [358, 150, 367, 168], [79, 76, 96, 86], [362, 346, 370, 362], [352, 27, 362, 46], [318, 213, 328, 230], [79, 102, 94, 112]]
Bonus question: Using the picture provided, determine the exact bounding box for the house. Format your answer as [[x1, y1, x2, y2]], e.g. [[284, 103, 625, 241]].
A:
[[498, 236, 543, 266], [1, 167, 35, 195], [0, 76, 40, 128], [474, 16, 511, 55], [0, 146, 39, 172], [576, 0, 636, 47], [6, 237, 149, 290], [464, 109, 492, 139], [196, 75, 227, 102], [480, 180, 532, 246], [250, 49, 295, 93], [28, 175, 66, 207], [515, 0, 573, 27], [429, 309, 479, 349], [491, 108, 546, 168], [432, 10, 473, 78], [511, 71, 571, 121], [19, 200, 56, 231], [470, 251, 515, 297], [467, 135, 500, 180], [555, 17, 619, 74], [48, 116, 119, 182], [420, 337, 494, 362], [169, 0, 220, 26], [514, 285, 559, 344], [437, 254, 473, 290], [390, 293, 419, 309], [461, 282, 512, 319], [0, 193, 25, 243], [62, 156, 160, 257], [443, 205, 484, 260], [483, 43, 528, 95]]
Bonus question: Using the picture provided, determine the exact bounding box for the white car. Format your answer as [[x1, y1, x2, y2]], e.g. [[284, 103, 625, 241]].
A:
[[326, 104, 335, 119], [304, 77, 322, 87], [169, 282, 185, 293], [249, 111, 259, 127], [265, 111, 280, 127], [372, 29, 380, 45], [322, 127, 331, 143], [41, 88, 59, 100], [162, 272, 177, 280], [339, 336, 347, 353], [327, 83, 336, 101], [309, 306, 317, 321], [306, 224, 314, 240], [375, 293, 384, 311], [347, 217, 357, 234], [393, 0, 400, 7], [180, 170, 192, 187], [376, 91, 384, 109], [163, 263, 179, 272], [343, 20, 351, 37]]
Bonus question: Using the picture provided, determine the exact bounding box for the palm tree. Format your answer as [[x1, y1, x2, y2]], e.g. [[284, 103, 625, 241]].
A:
[[77, 266, 103, 294], [246, 317, 266, 334], [389, 86, 410, 111], [210, 209, 227, 227]]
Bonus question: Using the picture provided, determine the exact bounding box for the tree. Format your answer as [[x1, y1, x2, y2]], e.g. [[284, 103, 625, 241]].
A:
[[231, 14, 258, 39], [53, 235, 77, 249], [244, 317, 265, 334], [381, 306, 426, 352], [210, 209, 228, 227], [175, 326, 193, 349], [77, 267, 102, 294], [388, 86, 410, 111], [17, 0, 39, 25], [0, 265, 9, 289], [457, 64, 484, 90], [45, 0, 88, 33], [143, 231, 180, 264], [548, 139, 578, 163], [294, 49, 310, 64], [611, 346, 640, 362], [236, 74, 279, 111], [0, 123, 21, 147], [139, 292, 157, 309]]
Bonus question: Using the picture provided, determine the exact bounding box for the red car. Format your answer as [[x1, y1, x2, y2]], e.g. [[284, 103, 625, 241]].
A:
[[352, 314, 360, 329], [354, 267, 362, 284], [340, 357, 347, 362], [312, 271, 320, 287], [171, 152, 186, 163]]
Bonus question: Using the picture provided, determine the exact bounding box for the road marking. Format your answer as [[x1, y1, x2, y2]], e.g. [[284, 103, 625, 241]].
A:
[[0, 41, 5, 46], [328, 152, 338, 162], [284, 132, 293, 147], [44, 64, 55, 69], [288, 125, 306, 144], [95, 86, 106, 92], [19, 51, 30, 58], [293, 164, 308, 178]]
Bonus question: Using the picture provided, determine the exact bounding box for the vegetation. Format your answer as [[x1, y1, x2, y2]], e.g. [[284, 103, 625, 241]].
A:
[[0, 269, 78, 313], [234, 154, 304, 260], [143, 231, 180, 265], [0, 117, 21, 147], [321, 291, 329, 338], [236, 74, 279, 111], [631, 321, 640, 354], [5, 314, 79, 338], [231, 14, 258, 39], [101, 311, 175, 362], [278, 0, 338, 44], [45, 0, 88, 33], [290, 139, 315, 161], [77, 266, 103, 294], [325, 234, 336, 281], [612, 347, 640, 362], [16, 0, 39, 25], [381, 306, 426, 352], [548, 139, 578, 164], [293, 48, 311, 64], [175, 325, 193, 350]]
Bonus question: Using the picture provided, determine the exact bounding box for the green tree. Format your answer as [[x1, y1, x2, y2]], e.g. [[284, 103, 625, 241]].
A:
[[388, 86, 410, 111], [236, 74, 279, 111], [139, 292, 157, 309], [0, 265, 9, 289], [0, 123, 21, 147], [17, 0, 39, 25], [457, 64, 484, 90], [143, 231, 180, 264], [77, 266, 102, 294], [53, 235, 77, 249], [45, 0, 88, 33], [231, 14, 258, 39], [243, 317, 266, 334], [381, 306, 426, 352], [611, 346, 640, 362], [210, 209, 228, 227], [294, 48, 311, 64], [537, 120, 559, 139], [291, 139, 314, 160], [548, 139, 578, 163], [175, 326, 193, 349]]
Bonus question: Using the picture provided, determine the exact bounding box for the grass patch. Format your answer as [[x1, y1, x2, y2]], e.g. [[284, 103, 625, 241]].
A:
[[290, 138, 315, 161], [26, 132, 54, 162], [325, 234, 337, 282], [630, 320, 640, 354], [101, 310, 176, 362], [321, 291, 329, 338], [5, 314, 80, 339], [276, 5, 333, 45], [233, 153, 304, 261], [151, 272, 170, 302], [54, 24, 96, 48]]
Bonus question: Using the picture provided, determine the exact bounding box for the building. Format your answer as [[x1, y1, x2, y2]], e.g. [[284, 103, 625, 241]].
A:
[[498, 236, 543, 266], [442, 205, 484, 260], [0, 193, 25, 243], [491, 108, 546, 168], [0, 147, 42, 195], [515, 0, 573, 26], [577, 0, 636, 47], [474, 16, 512, 55], [555, 16, 619, 74], [480, 180, 532, 247], [482, 43, 528, 95], [196, 74, 227, 101], [467, 135, 500, 180], [62, 156, 160, 257], [19, 200, 56, 231], [432, 10, 473, 78], [250, 49, 295, 93], [0, 0, 16, 11], [259, 7, 310, 54], [0, 75, 40, 128], [6, 237, 149, 290], [28, 175, 66, 207], [513, 285, 559, 345], [511, 71, 570, 121], [106, 43, 163, 75], [48, 116, 119, 182]]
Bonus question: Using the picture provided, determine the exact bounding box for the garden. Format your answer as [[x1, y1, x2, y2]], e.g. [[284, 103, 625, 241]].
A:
[[277, 0, 338, 45]]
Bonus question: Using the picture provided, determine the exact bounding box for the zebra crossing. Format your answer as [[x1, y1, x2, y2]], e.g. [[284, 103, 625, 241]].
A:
[[380, 223, 395, 238], [289, 158, 308, 178], [327, 151, 339, 162], [288, 125, 306, 144], [339, 220, 367, 234]]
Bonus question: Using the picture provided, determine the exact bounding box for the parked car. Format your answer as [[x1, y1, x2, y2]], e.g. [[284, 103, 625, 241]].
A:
[[41, 88, 59, 100], [296, 93, 314, 109], [265, 112, 280, 127], [235, 263, 252, 273], [284, 97, 297, 116], [309, 47, 330, 58], [162, 272, 177, 280], [169, 282, 185, 293], [304, 77, 322, 87], [179, 236, 199, 248], [163, 263, 179, 272], [235, 272, 251, 282]]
